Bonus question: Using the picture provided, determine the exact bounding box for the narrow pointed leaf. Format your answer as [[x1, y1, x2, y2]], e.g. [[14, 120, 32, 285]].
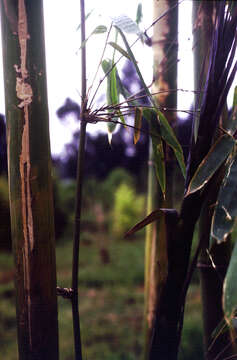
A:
[[136, 3, 143, 25], [186, 134, 235, 195], [134, 107, 143, 144], [110, 64, 118, 105], [211, 154, 237, 243], [108, 42, 131, 60], [143, 108, 166, 195], [115, 26, 152, 103], [76, 10, 93, 31], [223, 239, 237, 324], [223, 86, 237, 135], [92, 25, 107, 34], [153, 138, 166, 197], [125, 208, 177, 238], [158, 111, 186, 178], [102, 59, 119, 135], [115, 27, 185, 179]]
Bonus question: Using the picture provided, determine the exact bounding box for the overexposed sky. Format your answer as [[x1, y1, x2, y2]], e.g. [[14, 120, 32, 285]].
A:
[[2, 1, 233, 156]]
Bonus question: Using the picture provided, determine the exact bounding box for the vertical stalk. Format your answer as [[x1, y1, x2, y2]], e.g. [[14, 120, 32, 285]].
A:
[[144, 140, 158, 359], [71, 0, 87, 359], [0, 1, 59, 359], [193, 2, 233, 358], [144, 1, 178, 358]]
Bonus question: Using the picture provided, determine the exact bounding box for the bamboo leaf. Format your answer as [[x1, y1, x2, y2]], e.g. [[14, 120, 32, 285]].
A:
[[79, 25, 107, 49], [76, 10, 93, 30], [113, 14, 142, 36], [223, 86, 237, 135], [158, 111, 186, 178], [211, 154, 237, 243], [102, 59, 118, 136], [136, 3, 143, 25], [153, 137, 166, 197], [114, 26, 152, 103], [92, 25, 107, 34], [125, 208, 177, 237], [223, 239, 237, 326], [186, 134, 235, 195], [115, 27, 185, 179], [143, 108, 166, 195], [110, 64, 118, 105], [134, 107, 143, 144], [108, 42, 131, 60]]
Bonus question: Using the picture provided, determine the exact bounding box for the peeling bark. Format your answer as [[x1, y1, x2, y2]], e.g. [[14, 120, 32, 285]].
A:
[[0, 1, 59, 359]]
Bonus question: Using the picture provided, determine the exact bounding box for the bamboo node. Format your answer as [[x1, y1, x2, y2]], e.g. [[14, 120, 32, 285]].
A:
[[56, 286, 74, 299]]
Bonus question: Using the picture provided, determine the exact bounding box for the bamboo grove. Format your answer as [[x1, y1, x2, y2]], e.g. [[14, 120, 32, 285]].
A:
[[1, 1, 237, 360]]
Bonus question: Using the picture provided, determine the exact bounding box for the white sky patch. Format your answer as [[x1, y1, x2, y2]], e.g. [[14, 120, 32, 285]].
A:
[[0, 1, 235, 155], [178, 0, 194, 119]]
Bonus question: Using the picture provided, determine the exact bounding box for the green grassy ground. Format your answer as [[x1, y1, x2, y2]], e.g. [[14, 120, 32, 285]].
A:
[[0, 234, 204, 359]]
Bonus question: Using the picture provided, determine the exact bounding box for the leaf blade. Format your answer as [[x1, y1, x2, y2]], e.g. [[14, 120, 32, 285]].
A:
[[211, 153, 237, 243], [134, 107, 143, 144], [186, 134, 235, 195], [108, 42, 131, 60], [223, 239, 237, 324], [158, 111, 186, 178]]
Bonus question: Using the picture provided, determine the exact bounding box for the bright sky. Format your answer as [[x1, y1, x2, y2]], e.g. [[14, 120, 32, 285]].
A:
[[1, 1, 235, 156]]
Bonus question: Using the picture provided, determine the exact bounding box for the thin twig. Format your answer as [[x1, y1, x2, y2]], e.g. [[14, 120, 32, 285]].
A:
[[71, 1, 88, 359], [88, 0, 184, 110]]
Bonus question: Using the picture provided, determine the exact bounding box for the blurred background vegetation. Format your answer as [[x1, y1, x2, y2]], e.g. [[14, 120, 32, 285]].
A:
[[0, 9, 202, 357], [0, 157, 203, 359]]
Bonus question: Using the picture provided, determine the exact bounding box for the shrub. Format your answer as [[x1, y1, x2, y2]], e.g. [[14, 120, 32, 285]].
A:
[[112, 183, 145, 238]]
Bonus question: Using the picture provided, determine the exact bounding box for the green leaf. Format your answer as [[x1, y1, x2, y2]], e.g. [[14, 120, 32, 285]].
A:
[[108, 42, 131, 60], [147, 109, 165, 195], [223, 239, 237, 324], [186, 134, 235, 195], [114, 26, 152, 103], [134, 107, 143, 144], [158, 111, 186, 178], [142, 108, 166, 195], [153, 139, 166, 197], [115, 26, 185, 179], [110, 65, 118, 105], [211, 154, 237, 243], [76, 10, 93, 31], [101, 59, 118, 136], [223, 86, 237, 135], [125, 208, 177, 238], [92, 25, 107, 34], [136, 3, 143, 25]]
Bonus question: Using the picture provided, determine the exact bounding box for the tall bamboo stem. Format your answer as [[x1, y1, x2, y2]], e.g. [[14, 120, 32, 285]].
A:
[[71, 0, 87, 359], [0, 1, 59, 359]]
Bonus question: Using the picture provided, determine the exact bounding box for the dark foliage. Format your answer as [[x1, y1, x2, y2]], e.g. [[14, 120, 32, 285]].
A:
[[0, 114, 8, 175]]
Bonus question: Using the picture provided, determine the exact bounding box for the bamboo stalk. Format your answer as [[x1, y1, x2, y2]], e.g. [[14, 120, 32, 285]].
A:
[[144, 1, 178, 358], [0, 1, 59, 359], [71, 0, 87, 359]]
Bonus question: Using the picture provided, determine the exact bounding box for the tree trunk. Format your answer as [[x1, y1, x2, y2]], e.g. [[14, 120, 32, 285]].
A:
[[0, 1, 59, 359]]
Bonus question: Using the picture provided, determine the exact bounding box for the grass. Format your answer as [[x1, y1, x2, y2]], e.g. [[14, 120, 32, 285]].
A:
[[0, 231, 204, 359]]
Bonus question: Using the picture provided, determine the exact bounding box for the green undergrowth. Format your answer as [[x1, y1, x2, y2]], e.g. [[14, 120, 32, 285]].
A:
[[0, 232, 204, 359]]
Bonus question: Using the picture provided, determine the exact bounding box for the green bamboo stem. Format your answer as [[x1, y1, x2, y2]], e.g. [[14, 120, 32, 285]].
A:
[[0, 1, 59, 359], [71, 0, 87, 359], [144, 140, 158, 359], [144, 1, 178, 358]]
